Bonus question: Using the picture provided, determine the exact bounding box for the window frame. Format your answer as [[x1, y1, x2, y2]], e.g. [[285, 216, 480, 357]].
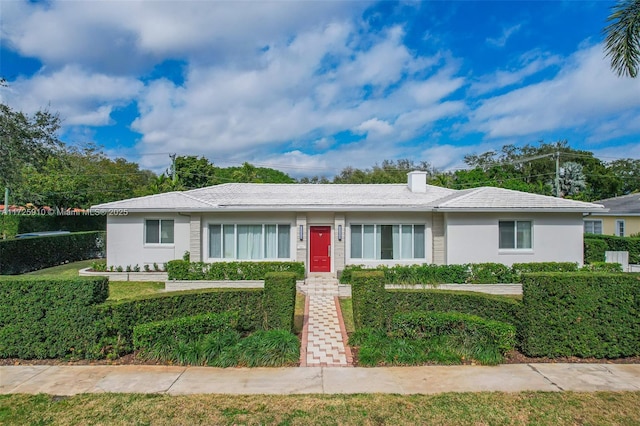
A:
[[349, 223, 426, 260], [584, 219, 603, 235], [144, 219, 175, 245], [498, 220, 533, 251], [207, 223, 292, 261]]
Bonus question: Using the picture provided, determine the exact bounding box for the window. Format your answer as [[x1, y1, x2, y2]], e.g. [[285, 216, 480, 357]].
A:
[[584, 220, 602, 235], [145, 219, 174, 244], [616, 220, 625, 237], [499, 221, 532, 249], [350, 224, 425, 260], [209, 224, 290, 259]]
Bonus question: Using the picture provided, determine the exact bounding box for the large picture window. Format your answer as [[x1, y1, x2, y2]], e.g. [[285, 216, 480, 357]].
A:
[[350, 224, 425, 260], [145, 219, 174, 244], [209, 224, 291, 259], [499, 221, 532, 249]]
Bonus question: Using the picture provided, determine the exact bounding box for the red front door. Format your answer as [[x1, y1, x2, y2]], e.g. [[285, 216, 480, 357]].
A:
[[309, 226, 331, 272]]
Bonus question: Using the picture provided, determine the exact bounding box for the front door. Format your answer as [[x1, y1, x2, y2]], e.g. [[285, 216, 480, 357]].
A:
[[309, 226, 331, 272]]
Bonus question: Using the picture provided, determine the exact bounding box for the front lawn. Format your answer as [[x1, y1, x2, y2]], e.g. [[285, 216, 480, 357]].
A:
[[24, 259, 97, 277], [107, 281, 165, 300], [2, 392, 639, 425]]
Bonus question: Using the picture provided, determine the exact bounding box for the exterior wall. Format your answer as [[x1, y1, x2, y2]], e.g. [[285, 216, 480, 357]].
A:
[[588, 215, 640, 237], [189, 214, 202, 261], [106, 213, 190, 268], [344, 211, 433, 269], [445, 212, 585, 266], [432, 212, 446, 265]]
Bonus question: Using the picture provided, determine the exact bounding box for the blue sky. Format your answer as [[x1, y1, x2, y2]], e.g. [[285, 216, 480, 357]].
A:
[[2, 1, 640, 177]]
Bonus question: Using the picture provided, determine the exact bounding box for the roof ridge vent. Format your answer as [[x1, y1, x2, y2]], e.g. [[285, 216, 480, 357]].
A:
[[407, 171, 427, 193]]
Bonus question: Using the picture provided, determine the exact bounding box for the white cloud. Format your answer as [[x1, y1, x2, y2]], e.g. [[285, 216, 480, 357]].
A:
[[486, 24, 522, 48], [1, 66, 142, 126], [467, 44, 640, 139], [354, 118, 394, 135]]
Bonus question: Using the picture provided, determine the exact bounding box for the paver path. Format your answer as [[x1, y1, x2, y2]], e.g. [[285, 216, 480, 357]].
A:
[[299, 279, 352, 367]]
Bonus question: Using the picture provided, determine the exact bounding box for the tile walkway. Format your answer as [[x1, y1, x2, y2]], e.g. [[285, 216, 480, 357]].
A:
[[299, 279, 352, 367]]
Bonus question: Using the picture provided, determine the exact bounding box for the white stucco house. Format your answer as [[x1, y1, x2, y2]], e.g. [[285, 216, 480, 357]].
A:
[[91, 172, 605, 277]]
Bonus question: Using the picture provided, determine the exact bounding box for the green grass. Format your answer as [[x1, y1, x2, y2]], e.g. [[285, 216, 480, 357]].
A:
[[338, 297, 355, 333], [1, 392, 639, 425], [23, 259, 97, 277], [107, 281, 165, 300], [294, 292, 305, 334]]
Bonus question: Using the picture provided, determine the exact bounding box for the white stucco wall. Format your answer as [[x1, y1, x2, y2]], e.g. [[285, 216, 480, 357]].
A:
[[344, 212, 433, 267], [445, 212, 585, 266], [106, 213, 190, 268]]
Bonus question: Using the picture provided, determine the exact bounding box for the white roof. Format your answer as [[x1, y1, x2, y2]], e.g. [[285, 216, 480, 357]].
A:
[[91, 183, 605, 213]]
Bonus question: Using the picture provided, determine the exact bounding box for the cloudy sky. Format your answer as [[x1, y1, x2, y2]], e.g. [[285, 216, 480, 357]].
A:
[[2, 0, 640, 177]]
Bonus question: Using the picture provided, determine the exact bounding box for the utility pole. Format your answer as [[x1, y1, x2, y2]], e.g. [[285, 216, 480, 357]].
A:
[[170, 154, 177, 184], [3, 187, 8, 214], [555, 152, 561, 198]]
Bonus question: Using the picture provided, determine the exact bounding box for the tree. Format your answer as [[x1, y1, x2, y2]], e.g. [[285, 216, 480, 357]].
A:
[[555, 162, 587, 198], [0, 103, 62, 192], [604, 0, 640, 78]]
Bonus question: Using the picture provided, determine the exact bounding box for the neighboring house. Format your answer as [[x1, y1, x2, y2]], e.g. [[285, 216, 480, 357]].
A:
[[92, 172, 605, 277], [584, 193, 640, 237]]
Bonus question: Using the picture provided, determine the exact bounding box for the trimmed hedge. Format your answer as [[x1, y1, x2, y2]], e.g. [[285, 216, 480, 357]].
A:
[[133, 311, 239, 350], [0, 214, 106, 239], [0, 231, 105, 275], [167, 260, 305, 281], [99, 288, 265, 353], [0, 276, 109, 359], [342, 262, 584, 285], [586, 234, 640, 264], [350, 270, 522, 331], [390, 311, 516, 355], [584, 238, 607, 264], [262, 272, 297, 331], [581, 262, 623, 272], [522, 272, 640, 358]]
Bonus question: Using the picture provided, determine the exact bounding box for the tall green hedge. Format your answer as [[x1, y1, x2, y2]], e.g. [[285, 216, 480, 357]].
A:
[[0, 214, 106, 239], [521, 272, 640, 358], [584, 238, 607, 263], [350, 270, 522, 331], [262, 272, 297, 331], [167, 260, 305, 281], [0, 231, 105, 275], [0, 276, 109, 359], [586, 234, 640, 263]]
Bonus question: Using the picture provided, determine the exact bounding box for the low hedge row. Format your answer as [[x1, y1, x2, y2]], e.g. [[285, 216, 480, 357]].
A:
[[0, 231, 105, 275], [262, 272, 297, 331], [390, 311, 516, 355], [521, 272, 640, 358], [585, 234, 640, 264], [341, 262, 580, 284], [350, 271, 522, 331], [167, 260, 305, 281], [0, 276, 109, 359], [133, 311, 239, 350], [584, 238, 607, 264]]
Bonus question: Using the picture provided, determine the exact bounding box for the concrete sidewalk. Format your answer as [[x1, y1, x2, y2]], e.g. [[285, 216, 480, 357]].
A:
[[2, 364, 639, 395]]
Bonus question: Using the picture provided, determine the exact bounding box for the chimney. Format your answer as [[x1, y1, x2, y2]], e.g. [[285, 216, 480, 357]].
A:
[[407, 171, 427, 193]]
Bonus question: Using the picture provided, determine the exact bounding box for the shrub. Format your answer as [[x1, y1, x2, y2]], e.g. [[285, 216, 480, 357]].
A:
[[0, 231, 105, 275], [580, 262, 623, 272], [521, 272, 640, 358], [390, 311, 516, 356], [262, 272, 297, 331], [133, 311, 239, 350], [351, 271, 390, 330], [512, 262, 578, 275], [467, 263, 515, 284], [584, 238, 607, 264], [586, 234, 640, 263], [0, 214, 106, 239], [0, 276, 109, 359], [99, 288, 265, 354], [167, 259, 305, 281]]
